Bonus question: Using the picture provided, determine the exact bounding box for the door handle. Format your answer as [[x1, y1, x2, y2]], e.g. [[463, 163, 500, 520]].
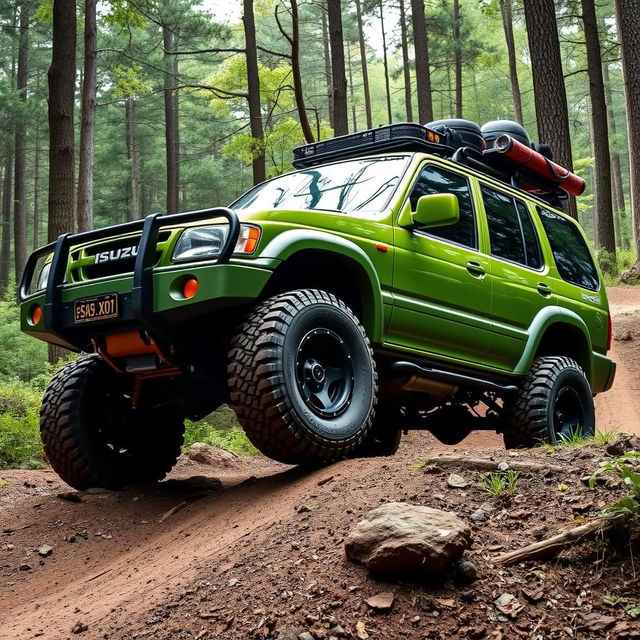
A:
[[466, 261, 486, 278], [537, 282, 552, 297]]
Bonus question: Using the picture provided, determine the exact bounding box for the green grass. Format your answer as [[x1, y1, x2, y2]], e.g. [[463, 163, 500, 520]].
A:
[[481, 469, 520, 496], [184, 405, 257, 456]]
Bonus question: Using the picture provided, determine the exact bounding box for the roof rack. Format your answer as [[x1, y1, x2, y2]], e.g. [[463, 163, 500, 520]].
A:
[[292, 122, 569, 208]]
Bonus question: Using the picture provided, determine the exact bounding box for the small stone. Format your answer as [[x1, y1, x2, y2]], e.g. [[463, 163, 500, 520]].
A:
[[275, 628, 300, 640], [366, 591, 394, 611], [38, 544, 53, 557], [19, 563, 32, 571], [578, 613, 616, 632], [71, 621, 88, 634], [453, 559, 478, 585], [497, 462, 510, 471], [470, 509, 486, 523], [298, 633, 314, 640], [494, 593, 523, 618], [57, 492, 83, 503], [355, 621, 369, 640], [228, 578, 240, 587], [447, 473, 468, 488]]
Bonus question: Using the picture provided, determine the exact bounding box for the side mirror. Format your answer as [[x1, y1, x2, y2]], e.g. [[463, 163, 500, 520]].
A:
[[412, 193, 459, 229]]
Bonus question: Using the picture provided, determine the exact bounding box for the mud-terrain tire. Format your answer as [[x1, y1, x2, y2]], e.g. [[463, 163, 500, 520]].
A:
[[351, 405, 402, 457], [228, 289, 377, 464], [40, 354, 184, 490], [501, 356, 595, 449]]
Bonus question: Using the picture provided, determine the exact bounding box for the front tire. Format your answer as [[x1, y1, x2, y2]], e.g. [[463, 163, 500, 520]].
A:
[[228, 289, 377, 464], [501, 356, 595, 449], [40, 354, 185, 490]]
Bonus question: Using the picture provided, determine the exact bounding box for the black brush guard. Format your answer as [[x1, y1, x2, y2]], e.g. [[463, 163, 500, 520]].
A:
[[19, 207, 240, 351]]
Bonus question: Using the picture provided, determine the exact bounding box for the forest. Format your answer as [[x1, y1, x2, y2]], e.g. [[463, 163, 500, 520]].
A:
[[0, 0, 640, 450]]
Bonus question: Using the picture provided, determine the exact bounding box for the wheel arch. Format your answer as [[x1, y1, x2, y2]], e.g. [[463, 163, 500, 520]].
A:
[[259, 230, 385, 343], [515, 307, 593, 382]]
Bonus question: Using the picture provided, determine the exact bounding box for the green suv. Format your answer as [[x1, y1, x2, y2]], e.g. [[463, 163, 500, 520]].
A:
[[19, 122, 616, 489]]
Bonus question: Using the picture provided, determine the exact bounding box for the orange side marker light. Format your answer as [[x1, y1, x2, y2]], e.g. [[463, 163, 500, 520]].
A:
[[31, 305, 42, 325], [183, 278, 199, 299]]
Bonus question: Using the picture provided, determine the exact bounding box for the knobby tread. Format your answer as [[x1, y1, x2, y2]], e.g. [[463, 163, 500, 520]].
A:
[[227, 289, 377, 464], [40, 354, 184, 490], [501, 355, 592, 449]]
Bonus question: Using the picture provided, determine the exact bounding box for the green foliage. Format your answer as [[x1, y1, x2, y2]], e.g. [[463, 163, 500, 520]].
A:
[[183, 405, 257, 456], [590, 451, 640, 521], [0, 381, 44, 469], [482, 469, 519, 496], [557, 426, 590, 447]]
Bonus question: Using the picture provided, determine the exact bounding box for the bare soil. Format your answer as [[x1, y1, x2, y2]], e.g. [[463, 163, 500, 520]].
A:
[[2, 287, 640, 640]]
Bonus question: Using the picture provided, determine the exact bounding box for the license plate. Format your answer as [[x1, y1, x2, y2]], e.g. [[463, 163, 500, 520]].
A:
[[74, 293, 119, 324]]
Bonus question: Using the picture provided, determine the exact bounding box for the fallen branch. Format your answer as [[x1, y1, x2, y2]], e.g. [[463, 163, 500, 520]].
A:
[[425, 455, 565, 474], [158, 501, 188, 523], [493, 517, 618, 565]]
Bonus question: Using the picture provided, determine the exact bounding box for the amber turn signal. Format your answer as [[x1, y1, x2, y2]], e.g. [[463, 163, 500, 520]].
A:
[[183, 277, 199, 299], [31, 305, 42, 325]]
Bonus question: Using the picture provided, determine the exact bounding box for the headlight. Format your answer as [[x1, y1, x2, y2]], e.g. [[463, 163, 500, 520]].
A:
[[172, 224, 260, 262], [37, 262, 51, 291]]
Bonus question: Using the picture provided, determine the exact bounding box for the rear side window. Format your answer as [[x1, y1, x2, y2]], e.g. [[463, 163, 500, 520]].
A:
[[409, 165, 476, 249], [481, 186, 542, 269], [537, 207, 599, 291]]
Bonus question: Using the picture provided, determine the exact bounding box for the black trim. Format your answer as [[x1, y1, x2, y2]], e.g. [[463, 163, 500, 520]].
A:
[[20, 207, 240, 349]]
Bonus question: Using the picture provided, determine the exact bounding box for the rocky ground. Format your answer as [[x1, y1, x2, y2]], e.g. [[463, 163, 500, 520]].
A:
[[1, 287, 640, 640]]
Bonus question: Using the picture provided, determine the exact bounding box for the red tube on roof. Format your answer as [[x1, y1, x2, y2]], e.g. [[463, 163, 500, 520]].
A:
[[493, 134, 586, 197]]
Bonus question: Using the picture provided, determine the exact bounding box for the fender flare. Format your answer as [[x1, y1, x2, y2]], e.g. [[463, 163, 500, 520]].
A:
[[259, 229, 385, 343], [514, 306, 593, 380]]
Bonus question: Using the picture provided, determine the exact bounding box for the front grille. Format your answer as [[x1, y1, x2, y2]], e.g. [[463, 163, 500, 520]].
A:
[[69, 231, 172, 282]]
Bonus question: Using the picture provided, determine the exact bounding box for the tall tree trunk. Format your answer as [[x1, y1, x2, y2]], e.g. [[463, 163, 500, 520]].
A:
[[289, 0, 314, 142], [76, 0, 96, 232], [33, 122, 40, 249], [399, 0, 413, 121], [354, 0, 372, 129], [48, 0, 77, 362], [614, 0, 640, 258], [411, 0, 433, 123], [126, 99, 140, 221], [453, 0, 462, 118], [321, 6, 334, 128], [327, 0, 349, 135], [162, 4, 178, 213], [499, 0, 523, 124], [581, 0, 615, 255], [603, 62, 627, 246], [523, 0, 577, 219], [243, 0, 266, 184], [14, 0, 28, 282], [1, 151, 12, 295], [173, 52, 180, 210], [379, 0, 392, 124], [347, 44, 357, 131]]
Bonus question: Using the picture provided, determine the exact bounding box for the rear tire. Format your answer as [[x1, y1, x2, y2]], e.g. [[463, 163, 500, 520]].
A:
[[501, 356, 595, 449], [40, 354, 184, 490], [228, 289, 377, 464]]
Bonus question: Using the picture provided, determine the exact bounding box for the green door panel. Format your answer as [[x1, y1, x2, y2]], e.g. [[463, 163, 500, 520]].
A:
[[389, 232, 493, 363]]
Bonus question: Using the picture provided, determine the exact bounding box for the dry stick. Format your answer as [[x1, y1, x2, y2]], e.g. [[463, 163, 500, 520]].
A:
[[158, 500, 187, 523], [425, 455, 566, 474], [493, 517, 619, 565]]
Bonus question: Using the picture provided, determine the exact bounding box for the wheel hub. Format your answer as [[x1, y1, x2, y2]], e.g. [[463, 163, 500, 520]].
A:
[[295, 328, 355, 418]]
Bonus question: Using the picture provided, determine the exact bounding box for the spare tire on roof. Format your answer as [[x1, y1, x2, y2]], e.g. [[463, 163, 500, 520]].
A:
[[426, 119, 485, 153]]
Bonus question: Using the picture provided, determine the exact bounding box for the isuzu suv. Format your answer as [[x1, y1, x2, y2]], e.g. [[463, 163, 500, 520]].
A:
[[19, 121, 616, 489]]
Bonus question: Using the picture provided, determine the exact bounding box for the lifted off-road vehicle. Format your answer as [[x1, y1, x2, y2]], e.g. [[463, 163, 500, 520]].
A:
[[20, 119, 616, 489]]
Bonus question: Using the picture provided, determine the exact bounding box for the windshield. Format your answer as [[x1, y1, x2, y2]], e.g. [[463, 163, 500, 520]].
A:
[[232, 156, 410, 215]]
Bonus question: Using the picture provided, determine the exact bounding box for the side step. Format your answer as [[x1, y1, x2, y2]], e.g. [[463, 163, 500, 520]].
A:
[[389, 361, 519, 396]]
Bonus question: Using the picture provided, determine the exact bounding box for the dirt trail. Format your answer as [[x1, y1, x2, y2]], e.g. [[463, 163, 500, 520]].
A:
[[1, 287, 640, 639]]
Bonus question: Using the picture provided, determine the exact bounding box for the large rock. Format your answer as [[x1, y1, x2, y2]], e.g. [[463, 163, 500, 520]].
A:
[[344, 502, 472, 574], [182, 442, 239, 467]]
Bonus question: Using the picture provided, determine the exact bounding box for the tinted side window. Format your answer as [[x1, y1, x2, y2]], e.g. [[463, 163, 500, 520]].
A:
[[409, 165, 476, 248], [482, 187, 525, 264], [481, 186, 543, 269], [517, 201, 543, 270], [538, 207, 599, 291]]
